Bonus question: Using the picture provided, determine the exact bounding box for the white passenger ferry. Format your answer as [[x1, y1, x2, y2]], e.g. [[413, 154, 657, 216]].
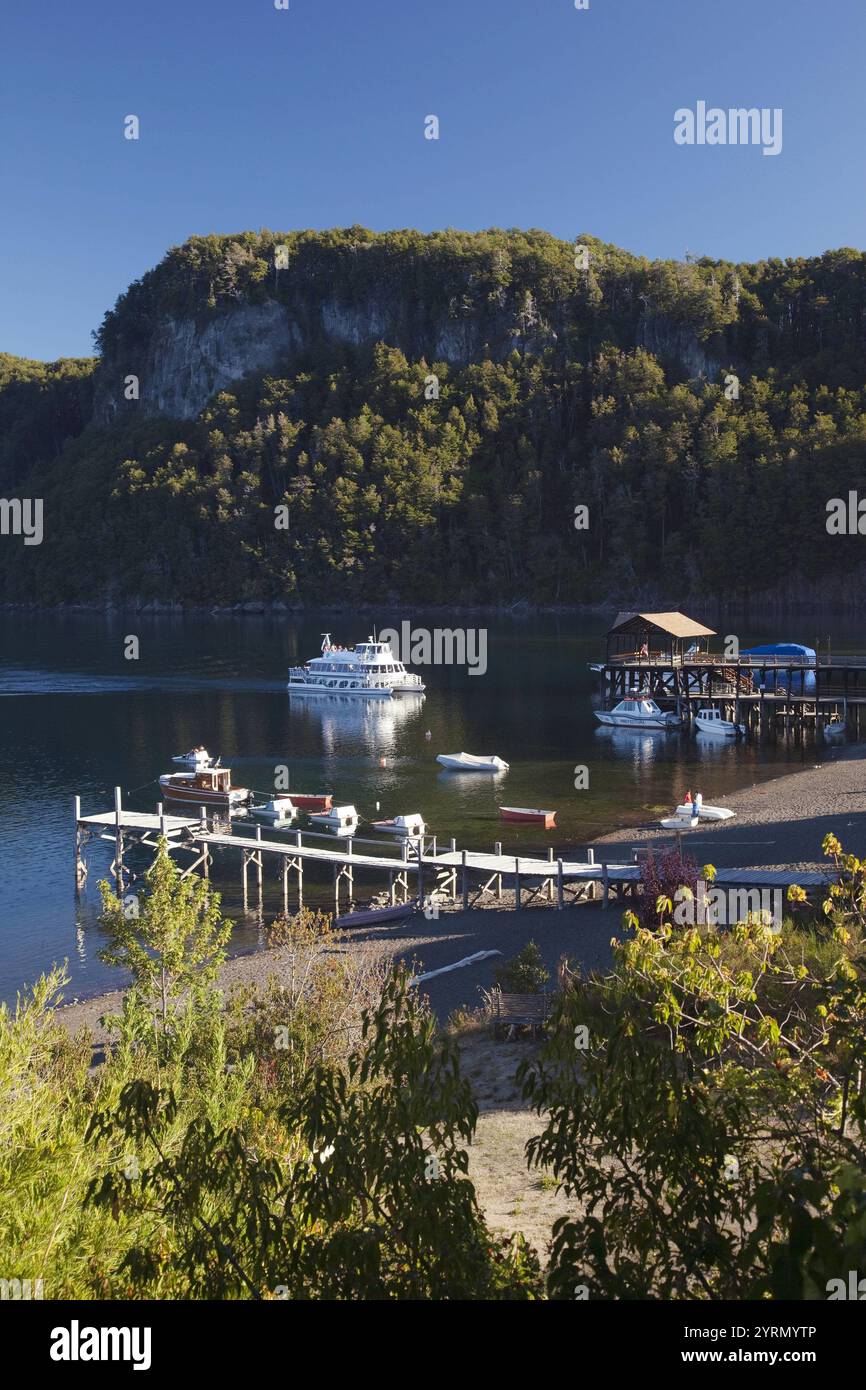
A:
[[288, 634, 426, 697]]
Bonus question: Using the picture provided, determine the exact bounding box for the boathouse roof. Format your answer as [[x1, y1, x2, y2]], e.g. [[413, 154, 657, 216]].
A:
[[609, 611, 716, 639]]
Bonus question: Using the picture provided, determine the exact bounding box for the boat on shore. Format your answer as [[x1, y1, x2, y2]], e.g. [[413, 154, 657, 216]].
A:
[[594, 698, 680, 730], [499, 806, 557, 828], [660, 793, 734, 826], [436, 752, 509, 773], [288, 634, 425, 697], [334, 898, 420, 929], [159, 766, 250, 809], [694, 707, 745, 738]]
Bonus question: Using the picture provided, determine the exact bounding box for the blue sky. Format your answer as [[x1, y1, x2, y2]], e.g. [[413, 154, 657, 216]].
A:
[[2, 0, 864, 361]]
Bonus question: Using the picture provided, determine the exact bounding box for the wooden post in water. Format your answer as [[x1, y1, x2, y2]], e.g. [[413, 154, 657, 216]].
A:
[[547, 846, 555, 902], [495, 841, 503, 900], [114, 786, 123, 892], [255, 825, 263, 910], [514, 856, 521, 910], [73, 795, 85, 886], [461, 850, 468, 910], [557, 858, 564, 911], [602, 861, 609, 910]]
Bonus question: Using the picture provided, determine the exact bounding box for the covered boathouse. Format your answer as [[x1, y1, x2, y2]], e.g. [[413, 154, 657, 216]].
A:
[[605, 611, 716, 665]]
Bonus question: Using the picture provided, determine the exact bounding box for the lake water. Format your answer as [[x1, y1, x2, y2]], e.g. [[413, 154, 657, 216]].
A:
[[0, 608, 855, 1005]]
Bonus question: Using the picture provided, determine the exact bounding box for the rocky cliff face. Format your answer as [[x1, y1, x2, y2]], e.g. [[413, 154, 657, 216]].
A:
[[92, 287, 556, 424]]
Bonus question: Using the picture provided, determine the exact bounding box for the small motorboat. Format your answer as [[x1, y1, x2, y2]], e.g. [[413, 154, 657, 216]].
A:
[[594, 698, 680, 730], [159, 766, 250, 809], [249, 796, 296, 825], [824, 715, 846, 742], [289, 792, 334, 812], [499, 806, 557, 829], [334, 898, 420, 929], [172, 746, 216, 768], [309, 804, 359, 835], [436, 752, 509, 773], [694, 707, 745, 738], [370, 813, 426, 838]]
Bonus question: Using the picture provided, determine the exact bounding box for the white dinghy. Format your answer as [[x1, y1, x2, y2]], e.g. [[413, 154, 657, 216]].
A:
[[436, 752, 509, 773], [659, 792, 734, 827], [172, 746, 216, 768]]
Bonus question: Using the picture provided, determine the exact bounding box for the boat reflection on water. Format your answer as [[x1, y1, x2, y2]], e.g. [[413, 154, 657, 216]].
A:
[[593, 724, 675, 764], [693, 730, 746, 763], [291, 692, 426, 755]]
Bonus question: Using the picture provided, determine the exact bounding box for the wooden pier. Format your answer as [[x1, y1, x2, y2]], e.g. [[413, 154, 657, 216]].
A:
[[74, 789, 832, 921], [596, 611, 866, 736]]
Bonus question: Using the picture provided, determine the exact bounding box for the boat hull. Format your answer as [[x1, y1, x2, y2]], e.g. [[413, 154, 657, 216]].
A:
[[436, 753, 509, 772], [159, 779, 248, 807], [499, 807, 557, 828], [290, 793, 333, 812], [288, 682, 394, 698], [694, 717, 743, 737], [595, 712, 676, 729], [334, 898, 420, 929]]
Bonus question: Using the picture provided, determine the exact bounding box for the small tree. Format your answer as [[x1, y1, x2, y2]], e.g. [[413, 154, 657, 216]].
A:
[[636, 844, 699, 933], [98, 838, 230, 1042], [494, 940, 550, 994], [519, 833, 866, 1300], [86, 969, 542, 1299]]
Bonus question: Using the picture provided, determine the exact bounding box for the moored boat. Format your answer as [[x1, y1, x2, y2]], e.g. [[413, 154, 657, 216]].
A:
[[249, 796, 296, 824], [594, 698, 680, 730], [370, 813, 426, 838], [308, 804, 359, 835], [436, 752, 509, 773], [289, 792, 333, 812], [694, 707, 745, 738], [499, 806, 557, 828], [159, 766, 250, 809]]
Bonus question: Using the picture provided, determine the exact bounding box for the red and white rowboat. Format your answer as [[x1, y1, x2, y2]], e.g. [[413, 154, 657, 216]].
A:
[[498, 806, 557, 829]]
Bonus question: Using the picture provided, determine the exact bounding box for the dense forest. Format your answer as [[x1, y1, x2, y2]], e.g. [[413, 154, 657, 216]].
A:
[[2, 228, 866, 607]]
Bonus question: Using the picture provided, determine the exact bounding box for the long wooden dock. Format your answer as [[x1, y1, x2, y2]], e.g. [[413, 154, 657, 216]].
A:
[[74, 789, 832, 918]]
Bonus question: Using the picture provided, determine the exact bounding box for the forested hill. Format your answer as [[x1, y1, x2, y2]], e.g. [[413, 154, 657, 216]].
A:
[[2, 227, 866, 608]]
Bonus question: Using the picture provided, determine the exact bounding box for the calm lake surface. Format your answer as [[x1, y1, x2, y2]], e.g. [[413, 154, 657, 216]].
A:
[[0, 608, 858, 1005]]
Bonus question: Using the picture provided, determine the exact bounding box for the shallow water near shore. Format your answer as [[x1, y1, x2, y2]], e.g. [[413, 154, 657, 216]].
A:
[[0, 608, 861, 1006]]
